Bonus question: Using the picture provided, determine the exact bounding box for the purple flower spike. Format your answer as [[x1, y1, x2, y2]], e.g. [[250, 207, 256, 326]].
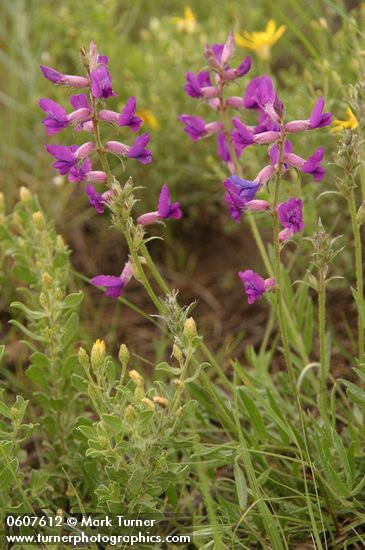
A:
[[238, 270, 275, 304], [137, 184, 182, 225], [309, 97, 332, 129], [90, 64, 117, 99], [85, 184, 110, 214], [39, 98, 68, 135], [302, 147, 325, 181], [45, 144, 78, 175], [277, 198, 304, 241], [118, 97, 143, 131], [91, 262, 133, 299], [128, 133, 152, 164]]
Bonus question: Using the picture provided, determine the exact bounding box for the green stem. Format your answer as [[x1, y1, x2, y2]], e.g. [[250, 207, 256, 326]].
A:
[[318, 268, 328, 419], [348, 187, 364, 363]]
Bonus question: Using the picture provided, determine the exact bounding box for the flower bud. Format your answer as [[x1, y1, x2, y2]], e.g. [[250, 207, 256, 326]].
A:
[[128, 370, 144, 387], [56, 235, 66, 250], [134, 387, 145, 401], [183, 317, 197, 340], [174, 379, 184, 391], [90, 339, 106, 369], [39, 292, 49, 310], [153, 396, 169, 409], [19, 186, 32, 204], [41, 272, 53, 289], [32, 211, 46, 230], [78, 347, 90, 369], [55, 287, 63, 301], [141, 397, 155, 410], [172, 344, 183, 362], [124, 404, 136, 423], [176, 406, 184, 417], [119, 344, 130, 367]]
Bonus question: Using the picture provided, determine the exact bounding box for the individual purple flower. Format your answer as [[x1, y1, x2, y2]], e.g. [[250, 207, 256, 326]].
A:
[[223, 176, 262, 222], [118, 97, 143, 131], [231, 118, 254, 154], [85, 185, 111, 214], [243, 75, 282, 122], [40, 65, 89, 87], [39, 99, 68, 136], [90, 64, 117, 99], [178, 115, 223, 141], [68, 157, 92, 183], [184, 72, 219, 99], [238, 270, 276, 304], [137, 184, 182, 225], [223, 56, 252, 81], [91, 261, 133, 299], [127, 133, 152, 164], [277, 198, 304, 241], [45, 144, 78, 175], [285, 96, 332, 133], [217, 133, 231, 162], [284, 146, 325, 181]]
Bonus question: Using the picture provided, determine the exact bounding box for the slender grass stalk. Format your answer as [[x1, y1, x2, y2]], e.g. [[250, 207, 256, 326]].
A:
[[318, 267, 328, 419], [347, 186, 364, 363]]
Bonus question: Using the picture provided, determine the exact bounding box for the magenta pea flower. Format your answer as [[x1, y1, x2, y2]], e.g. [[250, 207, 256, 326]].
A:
[[243, 75, 283, 122], [184, 72, 219, 99], [285, 96, 332, 133], [284, 146, 325, 181], [85, 185, 111, 214], [223, 176, 268, 222], [277, 198, 304, 241], [137, 184, 182, 225], [127, 133, 152, 164], [68, 157, 92, 183], [90, 63, 117, 99], [238, 270, 276, 304], [39, 99, 69, 135], [91, 261, 133, 299], [40, 65, 89, 88], [231, 118, 255, 154], [118, 97, 143, 131], [45, 141, 94, 178], [178, 115, 223, 141]]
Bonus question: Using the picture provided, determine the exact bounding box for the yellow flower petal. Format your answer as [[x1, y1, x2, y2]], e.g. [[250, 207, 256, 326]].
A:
[[331, 107, 358, 132]]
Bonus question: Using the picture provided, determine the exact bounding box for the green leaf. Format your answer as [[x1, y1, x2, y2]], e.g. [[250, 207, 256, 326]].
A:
[[25, 365, 48, 391], [155, 362, 181, 375], [10, 301, 47, 320], [0, 459, 18, 492], [238, 389, 267, 440], [234, 459, 248, 510], [62, 291, 83, 309], [61, 312, 78, 347], [12, 264, 35, 283], [71, 374, 88, 393], [101, 414, 124, 434], [341, 379, 365, 408], [0, 345, 5, 364], [30, 352, 50, 369]]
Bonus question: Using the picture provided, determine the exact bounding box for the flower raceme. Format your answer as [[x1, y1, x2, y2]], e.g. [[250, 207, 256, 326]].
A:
[[180, 32, 331, 304], [40, 41, 183, 302]]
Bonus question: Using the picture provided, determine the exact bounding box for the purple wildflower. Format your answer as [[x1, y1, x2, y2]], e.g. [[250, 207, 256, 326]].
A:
[[40, 65, 89, 88], [178, 115, 223, 141], [45, 144, 78, 175], [243, 75, 282, 122], [127, 133, 152, 164], [223, 176, 261, 222], [238, 270, 276, 304], [277, 198, 304, 241], [137, 184, 182, 225], [284, 146, 325, 181], [90, 64, 117, 99], [70, 94, 90, 110], [91, 261, 133, 299], [85, 185, 110, 214], [231, 118, 254, 154], [118, 97, 143, 131], [39, 99, 68, 136], [285, 96, 332, 133], [68, 157, 92, 183]]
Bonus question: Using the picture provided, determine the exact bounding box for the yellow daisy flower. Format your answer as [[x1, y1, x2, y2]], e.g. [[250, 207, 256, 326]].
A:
[[235, 20, 286, 60], [332, 107, 358, 132], [171, 6, 197, 34], [137, 109, 160, 130]]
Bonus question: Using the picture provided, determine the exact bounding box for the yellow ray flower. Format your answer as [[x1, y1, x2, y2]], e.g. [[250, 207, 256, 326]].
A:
[[171, 6, 197, 34], [332, 107, 358, 132], [137, 109, 160, 130], [235, 20, 286, 60]]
